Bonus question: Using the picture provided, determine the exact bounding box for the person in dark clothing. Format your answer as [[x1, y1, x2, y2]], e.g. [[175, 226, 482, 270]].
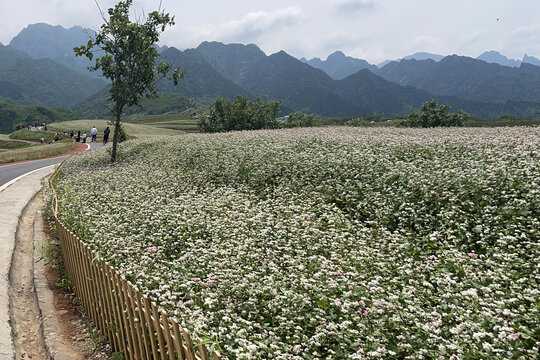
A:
[[76, 130, 81, 142], [70, 130, 74, 139], [103, 126, 111, 145]]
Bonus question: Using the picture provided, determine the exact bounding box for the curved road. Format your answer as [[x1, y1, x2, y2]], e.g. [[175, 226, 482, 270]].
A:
[[0, 143, 102, 189]]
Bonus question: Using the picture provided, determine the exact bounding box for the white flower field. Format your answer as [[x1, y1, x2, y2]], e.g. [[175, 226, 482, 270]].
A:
[[55, 127, 539, 359]]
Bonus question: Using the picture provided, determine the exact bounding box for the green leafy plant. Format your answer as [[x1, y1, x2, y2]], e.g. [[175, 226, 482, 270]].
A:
[[401, 99, 469, 127], [74, 0, 183, 162], [199, 95, 282, 133]]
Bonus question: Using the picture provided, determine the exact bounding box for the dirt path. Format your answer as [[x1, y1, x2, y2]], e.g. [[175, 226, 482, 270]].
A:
[[9, 193, 48, 359], [9, 190, 111, 360]]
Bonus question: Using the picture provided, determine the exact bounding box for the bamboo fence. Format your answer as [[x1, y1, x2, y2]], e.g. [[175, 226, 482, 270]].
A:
[[49, 163, 222, 360]]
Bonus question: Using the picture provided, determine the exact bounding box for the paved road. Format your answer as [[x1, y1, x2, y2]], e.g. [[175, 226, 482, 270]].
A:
[[0, 157, 65, 188], [0, 143, 102, 189]]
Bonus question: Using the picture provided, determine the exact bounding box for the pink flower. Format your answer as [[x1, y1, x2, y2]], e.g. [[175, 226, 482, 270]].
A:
[[468, 252, 477, 258], [334, 299, 342, 307]]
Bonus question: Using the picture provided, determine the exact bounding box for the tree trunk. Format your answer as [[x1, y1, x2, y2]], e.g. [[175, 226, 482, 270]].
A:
[[110, 107, 122, 163]]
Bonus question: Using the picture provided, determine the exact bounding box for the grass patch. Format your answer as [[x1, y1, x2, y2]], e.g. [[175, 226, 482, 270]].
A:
[[48, 119, 184, 137], [465, 118, 540, 127], [0, 140, 76, 164], [9, 129, 56, 142], [126, 113, 201, 132], [0, 139, 34, 150]]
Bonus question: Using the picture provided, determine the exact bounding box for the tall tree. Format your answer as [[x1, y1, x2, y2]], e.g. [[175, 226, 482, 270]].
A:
[[74, 0, 182, 162]]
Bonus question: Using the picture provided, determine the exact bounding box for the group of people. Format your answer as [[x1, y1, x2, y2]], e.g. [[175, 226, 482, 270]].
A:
[[73, 126, 111, 144]]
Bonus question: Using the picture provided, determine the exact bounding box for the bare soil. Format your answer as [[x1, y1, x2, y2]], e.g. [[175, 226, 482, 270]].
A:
[[9, 191, 111, 359]]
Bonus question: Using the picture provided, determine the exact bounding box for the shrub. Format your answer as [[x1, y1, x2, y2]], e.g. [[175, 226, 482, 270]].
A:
[[282, 112, 316, 128], [199, 95, 282, 133], [401, 99, 469, 127]]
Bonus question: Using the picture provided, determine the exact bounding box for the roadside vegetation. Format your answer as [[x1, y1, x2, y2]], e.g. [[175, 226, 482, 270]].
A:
[[10, 128, 55, 142], [47, 120, 183, 137], [55, 127, 539, 359], [0, 140, 76, 164]]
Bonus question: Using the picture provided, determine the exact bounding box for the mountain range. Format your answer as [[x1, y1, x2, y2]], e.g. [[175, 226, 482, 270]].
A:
[[1, 22, 540, 131]]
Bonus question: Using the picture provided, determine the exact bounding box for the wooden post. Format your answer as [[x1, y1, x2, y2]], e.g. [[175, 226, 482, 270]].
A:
[[182, 329, 197, 360], [142, 296, 159, 359], [171, 318, 186, 360], [115, 273, 136, 360], [130, 285, 150, 359], [160, 311, 176, 360], [151, 302, 167, 360]]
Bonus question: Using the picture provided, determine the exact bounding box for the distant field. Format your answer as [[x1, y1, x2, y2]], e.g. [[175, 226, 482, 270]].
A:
[[347, 118, 540, 128], [0, 140, 76, 164], [126, 113, 201, 132], [0, 134, 35, 151], [465, 118, 540, 127], [48, 119, 184, 137]]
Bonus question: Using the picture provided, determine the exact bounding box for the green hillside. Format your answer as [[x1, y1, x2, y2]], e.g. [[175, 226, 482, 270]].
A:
[[0, 102, 78, 134], [0, 44, 107, 107]]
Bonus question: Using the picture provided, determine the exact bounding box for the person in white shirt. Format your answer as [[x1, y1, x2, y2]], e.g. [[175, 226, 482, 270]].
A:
[[91, 126, 98, 143]]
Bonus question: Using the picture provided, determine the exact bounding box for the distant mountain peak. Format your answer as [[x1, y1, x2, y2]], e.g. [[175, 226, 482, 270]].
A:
[[402, 52, 445, 62], [477, 50, 521, 68], [301, 50, 377, 80], [328, 51, 346, 60], [522, 54, 540, 67]]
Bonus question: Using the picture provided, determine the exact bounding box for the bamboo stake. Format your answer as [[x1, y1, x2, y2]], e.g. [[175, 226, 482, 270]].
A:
[[171, 318, 186, 360], [134, 292, 151, 359], [87, 248, 107, 337], [151, 302, 167, 360], [124, 281, 143, 359], [116, 273, 136, 360], [182, 329, 197, 360], [108, 264, 128, 356], [160, 311, 176, 360], [129, 285, 149, 359], [142, 296, 159, 359], [100, 262, 120, 352]]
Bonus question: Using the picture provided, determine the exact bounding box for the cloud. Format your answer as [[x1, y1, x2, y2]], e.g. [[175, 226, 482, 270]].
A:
[[333, 0, 376, 15], [185, 7, 304, 44], [508, 24, 540, 43]]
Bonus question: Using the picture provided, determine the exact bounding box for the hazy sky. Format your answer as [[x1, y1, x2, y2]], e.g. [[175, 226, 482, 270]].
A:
[[1, 0, 539, 63]]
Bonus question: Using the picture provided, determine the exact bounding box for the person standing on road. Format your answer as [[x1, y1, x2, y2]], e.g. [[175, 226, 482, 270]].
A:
[[103, 126, 110, 145], [82, 132, 87, 143], [76, 131, 81, 142], [91, 126, 98, 143]]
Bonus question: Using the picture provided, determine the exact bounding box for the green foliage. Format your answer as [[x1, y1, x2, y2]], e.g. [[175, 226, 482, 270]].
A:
[[199, 95, 282, 133], [282, 112, 316, 128], [75, 90, 198, 119], [347, 117, 365, 126], [347, 114, 386, 127], [74, 0, 182, 162], [0, 102, 77, 134], [0, 44, 106, 107], [10, 128, 55, 142], [401, 99, 469, 127], [0, 139, 32, 150]]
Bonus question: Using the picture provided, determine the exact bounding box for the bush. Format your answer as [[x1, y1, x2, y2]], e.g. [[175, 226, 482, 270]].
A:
[[282, 112, 316, 128], [401, 99, 469, 127], [199, 95, 282, 133]]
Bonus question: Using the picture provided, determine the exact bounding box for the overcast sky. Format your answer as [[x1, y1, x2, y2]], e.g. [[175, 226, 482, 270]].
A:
[[1, 0, 539, 64]]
